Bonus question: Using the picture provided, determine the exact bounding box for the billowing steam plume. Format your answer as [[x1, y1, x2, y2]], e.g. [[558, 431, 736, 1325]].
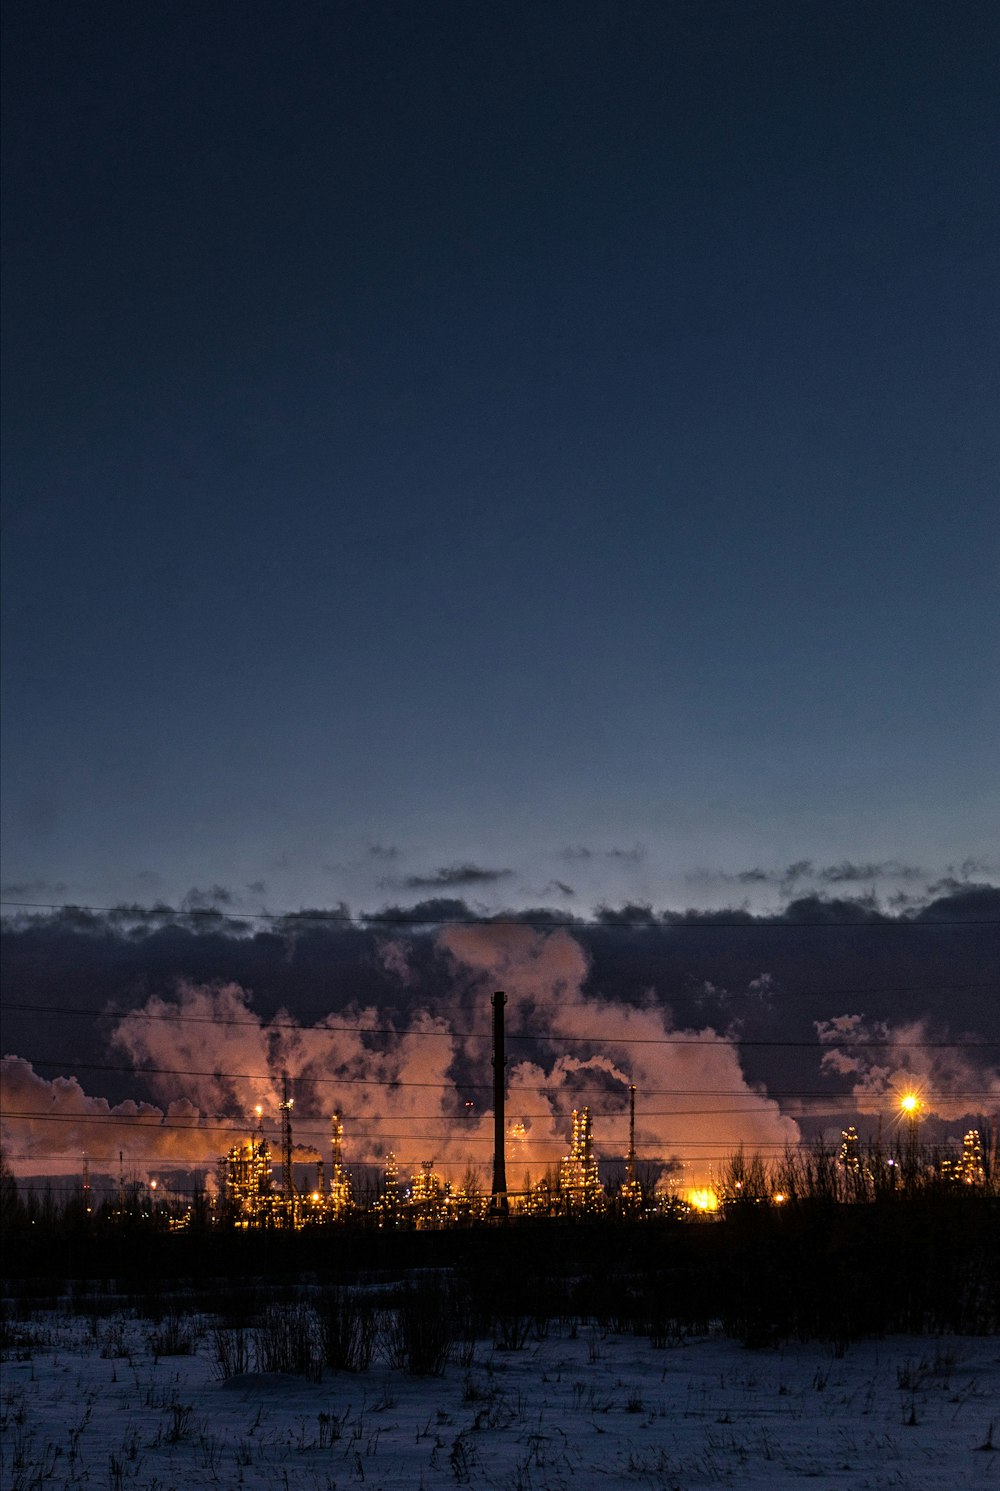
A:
[[815, 1013, 1000, 1121], [0, 1054, 213, 1172], [2, 926, 798, 1187]]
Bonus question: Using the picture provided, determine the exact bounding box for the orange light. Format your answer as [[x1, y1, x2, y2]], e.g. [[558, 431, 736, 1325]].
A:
[[688, 1187, 718, 1213], [900, 1093, 919, 1114]]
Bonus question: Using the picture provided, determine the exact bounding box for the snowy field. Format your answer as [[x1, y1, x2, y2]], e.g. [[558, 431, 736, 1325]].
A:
[[2, 1308, 998, 1491]]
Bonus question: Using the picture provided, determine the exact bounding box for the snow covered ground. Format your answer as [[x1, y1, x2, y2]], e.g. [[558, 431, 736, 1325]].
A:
[[2, 1307, 998, 1490]]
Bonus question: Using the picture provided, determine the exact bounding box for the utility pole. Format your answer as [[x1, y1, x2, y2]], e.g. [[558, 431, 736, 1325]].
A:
[[490, 991, 508, 1217]]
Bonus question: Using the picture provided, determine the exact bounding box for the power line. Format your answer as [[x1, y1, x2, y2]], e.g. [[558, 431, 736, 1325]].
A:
[[4, 1101, 996, 1137], [3, 898, 997, 929], [0, 1110, 930, 1134], [2, 1140, 981, 1170], [328, 1100, 1000, 1120], [3, 1110, 996, 1139], [6, 982, 999, 1030], [9, 1055, 1000, 1090], [12, 1027, 998, 1094], [0, 1159, 861, 1180], [5, 1089, 995, 1121]]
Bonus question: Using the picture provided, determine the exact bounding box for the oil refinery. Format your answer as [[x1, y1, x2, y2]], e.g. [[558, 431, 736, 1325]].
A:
[[216, 1088, 990, 1231], [220, 1095, 654, 1228]]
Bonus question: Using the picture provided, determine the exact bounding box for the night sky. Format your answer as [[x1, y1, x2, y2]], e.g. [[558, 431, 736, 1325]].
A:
[[2, 4, 999, 1187], [3, 0, 998, 918]]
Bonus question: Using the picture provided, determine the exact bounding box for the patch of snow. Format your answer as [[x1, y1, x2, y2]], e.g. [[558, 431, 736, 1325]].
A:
[[2, 1309, 998, 1489]]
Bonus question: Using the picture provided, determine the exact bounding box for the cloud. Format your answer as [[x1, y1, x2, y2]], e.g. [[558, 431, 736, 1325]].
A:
[[2, 925, 800, 1188], [368, 844, 400, 860], [949, 858, 1000, 880], [110, 982, 282, 1116], [1, 879, 69, 899], [105, 980, 494, 1183], [0, 1054, 223, 1172], [2, 883, 997, 1184], [246, 880, 267, 896], [377, 938, 413, 986], [746, 973, 776, 1005], [886, 890, 923, 910], [384, 864, 514, 891], [816, 860, 924, 884], [779, 894, 885, 924], [436, 923, 799, 1183], [560, 846, 645, 865], [181, 885, 235, 911], [273, 903, 352, 930], [596, 902, 659, 926], [686, 863, 808, 887], [815, 1013, 1000, 1121], [544, 880, 576, 898], [689, 859, 927, 890], [366, 897, 474, 925], [921, 883, 1000, 918]]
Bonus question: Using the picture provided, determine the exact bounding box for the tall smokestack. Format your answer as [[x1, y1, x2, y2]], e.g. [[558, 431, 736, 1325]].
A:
[[627, 1084, 636, 1190], [490, 991, 508, 1216]]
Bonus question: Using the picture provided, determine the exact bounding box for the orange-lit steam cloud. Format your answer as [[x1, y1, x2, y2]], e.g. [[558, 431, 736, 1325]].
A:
[[816, 1013, 1000, 1122], [106, 979, 494, 1181], [3, 928, 801, 1188], [438, 924, 800, 1187], [0, 1054, 215, 1173]]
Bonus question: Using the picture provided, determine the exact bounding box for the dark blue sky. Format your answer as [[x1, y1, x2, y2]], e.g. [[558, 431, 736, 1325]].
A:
[[2, 1, 998, 916]]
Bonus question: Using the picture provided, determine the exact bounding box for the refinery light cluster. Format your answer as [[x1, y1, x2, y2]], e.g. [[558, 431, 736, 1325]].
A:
[[211, 1080, 992, 1232], [220, 1093, 662, 1229]]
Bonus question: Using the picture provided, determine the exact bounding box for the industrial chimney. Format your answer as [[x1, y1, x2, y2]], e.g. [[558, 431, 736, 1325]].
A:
[[490, 991, 508, 1216]]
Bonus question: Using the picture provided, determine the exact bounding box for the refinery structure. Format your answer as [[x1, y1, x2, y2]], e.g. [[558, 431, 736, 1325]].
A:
[[211, 991, 992, 1229], [222, 1080, 356, 1229], [43, 992, 992, 1231], [221, 1095, 641, 1229], [219, 1095, 991, 1231], [215, 992, 689, 1226]]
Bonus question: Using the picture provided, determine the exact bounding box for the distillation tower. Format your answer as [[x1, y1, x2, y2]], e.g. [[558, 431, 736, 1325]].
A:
[[559, 1106, 604, 1213]]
